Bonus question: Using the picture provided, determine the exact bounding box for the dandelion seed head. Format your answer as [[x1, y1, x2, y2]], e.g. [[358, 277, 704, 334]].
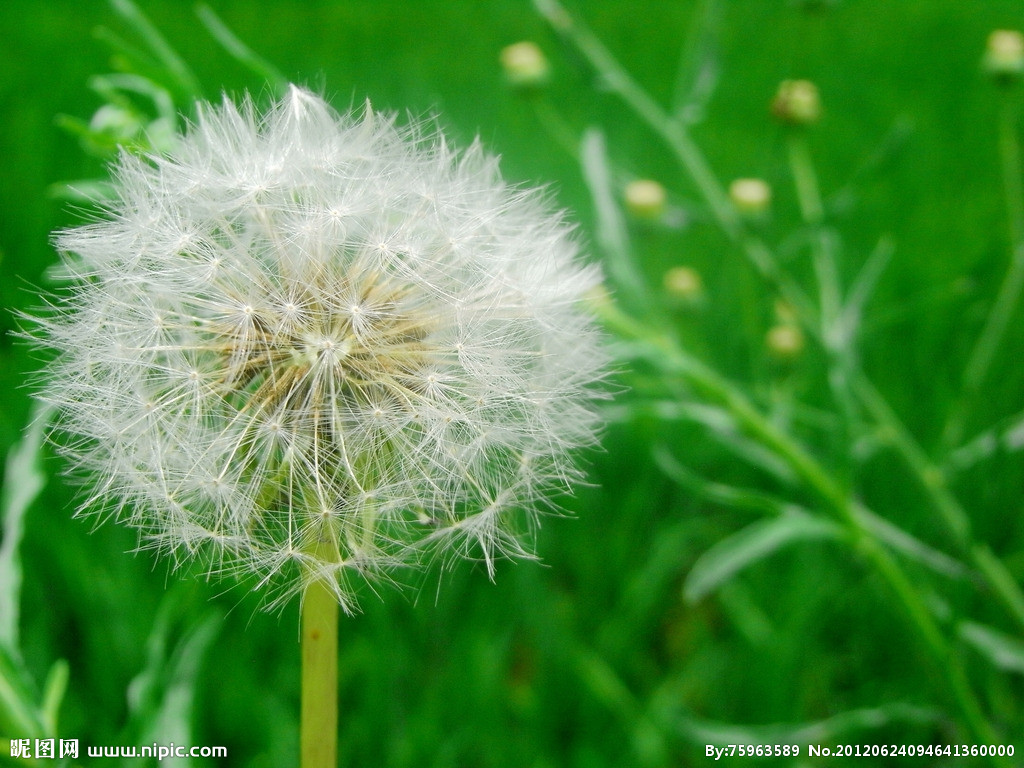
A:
[[33, 86, 606, 612]]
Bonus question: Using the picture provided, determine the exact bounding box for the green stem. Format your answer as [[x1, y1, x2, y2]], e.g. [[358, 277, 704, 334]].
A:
[[855, 373, 971, 541], [301, 571, 339, 768], [944, 96, 1024, 449], [556, 0, 1024, 639], [538, 0, 1011, 748], [108, 0, 202, 99], [787, 134, 842, 329], [792, 113, 1024, 641], [532, 0, 815, 325], [855, 372, 1024, 631], [786, 133, 857, 479], [195, 4, 289, 95], [696, 374, 997, 752], [855, 541, 1002, 753], [596, 301, 1004, 755], [530, 98, 582, 160]]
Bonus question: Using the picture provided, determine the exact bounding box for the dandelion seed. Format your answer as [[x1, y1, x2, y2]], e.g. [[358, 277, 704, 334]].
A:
[[32, 86, 607, 612]]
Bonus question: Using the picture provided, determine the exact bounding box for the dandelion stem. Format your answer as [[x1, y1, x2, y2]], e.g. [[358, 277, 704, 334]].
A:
[[301, 569, 338, 768]]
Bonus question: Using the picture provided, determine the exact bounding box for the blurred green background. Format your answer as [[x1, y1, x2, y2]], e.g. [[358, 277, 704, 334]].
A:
[[2, 1, 1023, 766]]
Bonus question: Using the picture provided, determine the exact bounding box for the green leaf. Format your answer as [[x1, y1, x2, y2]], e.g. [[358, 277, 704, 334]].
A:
[[838, 236, 894, 345], [851, 504, 968, 580], [658, 447, 968, 584], [88, 73, 177, 123], [40, 660, 70, 736], [0, 643, 44, 738], [651, 405, 797, 483], [717, 580, 774, 646], [125, 592, 220, 765], [684, 511, 844, 603], [0, 405, 52, 649], [108, 0, 202, 99], [195, 4, 288, 96], [579, 127, 648, 306], [675, 702, 938, 745], [947, 406, 1024, 472], [958, 620, 1024, 674], [670, 0, 721, 124], [573, 648, 669, 768], [654, 445, 801, 513]]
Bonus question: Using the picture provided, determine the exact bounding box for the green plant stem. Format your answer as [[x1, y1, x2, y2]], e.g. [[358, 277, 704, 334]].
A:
[[790, 133, 1024, 633], [543, 0, 1024, 642], [786, 133, 857, 479], [854, 373, 1024, 631], [944, 96, 1024, 450], [108, 0, 202, 99], [195, 4, 289, 96], [539, 0, 1012, 748], [532, 0, 815, 325], [786, 134, 842, 332], [597, 301, 1004, 756], [301, 573, 338, 768], [855, 374, 970, 541]]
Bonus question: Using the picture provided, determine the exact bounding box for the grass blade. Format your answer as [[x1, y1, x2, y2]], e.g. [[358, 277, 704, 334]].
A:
[[196, 4, 288, 96], [959, 620, 1024, 675], [109, 0, 201, 98], [0, 405, 52, 649], [579, 127, 648, 308], [675, 702, 938, 745], [684, 511, 843, 603], [852, 505, 969, 580]]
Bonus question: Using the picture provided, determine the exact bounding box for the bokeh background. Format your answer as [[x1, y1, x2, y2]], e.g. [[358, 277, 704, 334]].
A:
[[2, 1, 1023, 766]]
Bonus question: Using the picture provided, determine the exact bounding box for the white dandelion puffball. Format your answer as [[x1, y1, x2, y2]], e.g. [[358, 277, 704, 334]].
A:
[[37, 86, 606, 611]]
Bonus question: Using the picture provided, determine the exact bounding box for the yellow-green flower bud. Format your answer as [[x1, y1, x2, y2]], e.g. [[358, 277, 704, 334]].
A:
[[663, 266, 703, 302], [729, 178, 772, 217], [500, 41, 550, 89], [771, 80, 821, 127], [624, 179, 666, 221], [984, 30, 1024, 84], [767, 324, 805, 360]]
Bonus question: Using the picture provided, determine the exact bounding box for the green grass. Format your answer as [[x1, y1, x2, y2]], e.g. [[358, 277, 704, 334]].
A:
[[2, 1, 1023, 766]]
